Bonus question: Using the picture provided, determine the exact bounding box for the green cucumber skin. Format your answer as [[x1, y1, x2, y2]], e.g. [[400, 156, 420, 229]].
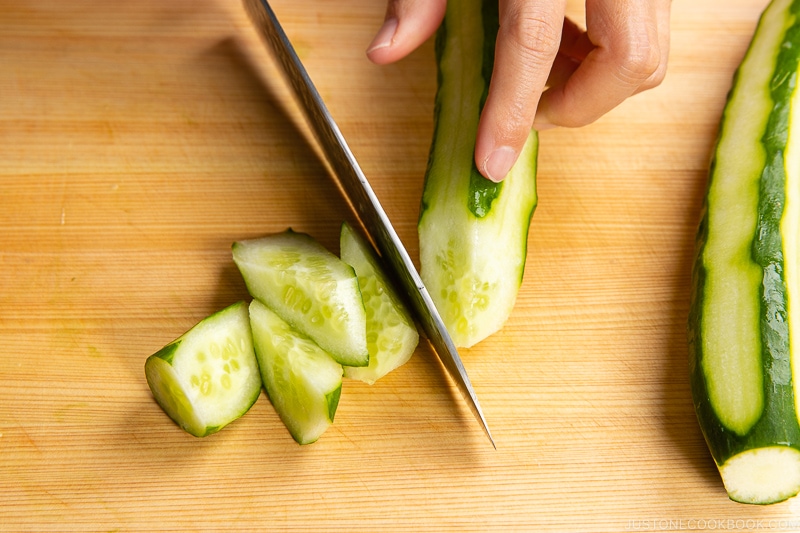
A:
[[421, 0, 506, 222], [418, 0, 537, 347], [464, 0, 501, 218], [689, 0, 800, 474]]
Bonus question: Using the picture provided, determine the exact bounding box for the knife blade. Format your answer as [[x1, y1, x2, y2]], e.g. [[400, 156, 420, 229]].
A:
[[243, 0, 495, 448]]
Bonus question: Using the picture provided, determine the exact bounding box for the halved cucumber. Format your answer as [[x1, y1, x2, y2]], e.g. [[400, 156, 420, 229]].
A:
[[144, 301, 261, 437], [249, 299, 343, 445], [233, 229, 369, 367], [689, 0, 800, 504], [339, 222, 419, 384], [418, 0, 538, 348]]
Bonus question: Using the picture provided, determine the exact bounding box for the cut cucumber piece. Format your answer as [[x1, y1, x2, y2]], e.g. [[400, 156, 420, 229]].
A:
[[233, 229, 369, 367], [144, 301, 261, 437], [339, 222, 419, 384], [249, 299, 343, 445], [688, 0, 800, 504], [418, 0, 538, 348]]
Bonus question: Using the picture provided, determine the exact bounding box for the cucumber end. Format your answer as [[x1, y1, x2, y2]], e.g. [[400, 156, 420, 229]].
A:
[[339, 221, 419, 382], [719, 446, 800, 504], [144, 302, 261, 438], [249, 299, 344, 445], [144, 355, 207, 437]]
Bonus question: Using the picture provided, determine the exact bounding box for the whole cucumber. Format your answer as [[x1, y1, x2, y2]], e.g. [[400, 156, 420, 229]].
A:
[[689, 0, 800, 504]]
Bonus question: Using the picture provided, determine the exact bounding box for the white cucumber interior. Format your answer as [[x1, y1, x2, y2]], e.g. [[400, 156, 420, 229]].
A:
[[233, 230, 368, 367], [420, 130, 537, 348], [144, 301, 261, 437], [720, 446, 800, 504], [339, 223, 419, 384], [249, 299, 343, 445]]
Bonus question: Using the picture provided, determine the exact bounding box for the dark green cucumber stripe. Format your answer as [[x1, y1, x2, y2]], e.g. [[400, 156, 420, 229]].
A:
[[419, 23, 446, 222], [425, 0, 503, 219], [691, 0, 800, 465], [750, 7, 800, 455], [151, 342, 179, 365], [326, 386, 341, 423], [467, 0, 502, 218]]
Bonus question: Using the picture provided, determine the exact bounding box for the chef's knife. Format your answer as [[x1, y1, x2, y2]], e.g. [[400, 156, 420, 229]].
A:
[[243, 0, 494, 447]]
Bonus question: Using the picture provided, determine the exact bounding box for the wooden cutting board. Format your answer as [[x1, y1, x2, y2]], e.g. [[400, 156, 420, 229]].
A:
[[3, 0, 798, 531]]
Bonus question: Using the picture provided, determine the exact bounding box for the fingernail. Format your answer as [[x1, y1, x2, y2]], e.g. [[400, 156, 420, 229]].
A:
[[366, 18, 398, 54], [482, 146, 517, 183]]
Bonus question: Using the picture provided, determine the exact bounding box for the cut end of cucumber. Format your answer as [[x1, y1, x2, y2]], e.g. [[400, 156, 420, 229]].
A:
[[340, 222, 419, 384], [719, 446, 800, 504], [424, 243, 521, 348], [145, 356, 207, 437], [343, 323, 418, 384], [233, 230, 369, 367], [249, 299, 344, 445]]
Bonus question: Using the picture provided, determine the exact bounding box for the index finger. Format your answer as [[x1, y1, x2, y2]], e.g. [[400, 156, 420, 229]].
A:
[[475, 0, 567, 182]]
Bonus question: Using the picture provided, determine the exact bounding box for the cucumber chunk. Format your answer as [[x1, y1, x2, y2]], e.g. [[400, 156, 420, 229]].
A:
[[249, 299, 343, 445], [339, 222, 419, 384], [418, 0, 538, 348], [233, 229, 369, 367], [144, 301, 261, 437]]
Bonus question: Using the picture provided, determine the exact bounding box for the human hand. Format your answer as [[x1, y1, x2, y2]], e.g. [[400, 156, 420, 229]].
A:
[[366, 0, 671, 182]]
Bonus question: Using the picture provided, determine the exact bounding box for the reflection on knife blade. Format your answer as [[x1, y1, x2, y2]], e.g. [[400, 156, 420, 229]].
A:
[[243, 0, 495, 448]]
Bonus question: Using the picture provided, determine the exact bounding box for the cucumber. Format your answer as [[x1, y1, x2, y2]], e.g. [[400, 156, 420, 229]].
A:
[[418, 0, 538, 348], [339, 222, 419, 384], [232, 229, 369, 367], [688, 0, 800, 504], [248, 299, 343, 445], [144, 301, 261, 437]]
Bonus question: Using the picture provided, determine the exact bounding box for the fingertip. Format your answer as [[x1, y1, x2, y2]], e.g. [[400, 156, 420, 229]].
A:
[[478, 146, 517, 183], [366, 17, 399, 62], [366, 0, 446, 65]]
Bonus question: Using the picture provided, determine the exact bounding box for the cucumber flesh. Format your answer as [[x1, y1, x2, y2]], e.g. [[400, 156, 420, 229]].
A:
[[339, 222, 419, 384], [144, 301, 261, 437], [233, 229, 369, 367], [249, 299, 343, 445], [720, 446, 800, 505], [418, 0, 537, 348]]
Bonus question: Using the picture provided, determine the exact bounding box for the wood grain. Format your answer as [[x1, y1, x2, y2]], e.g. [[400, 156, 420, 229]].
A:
[[2, 0, 798, 531]]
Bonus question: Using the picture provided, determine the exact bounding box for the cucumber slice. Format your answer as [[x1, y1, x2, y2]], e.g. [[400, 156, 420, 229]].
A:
[[418, 0, 538, 348], [144, 301, 261, 437], [339, 222, 419, 384], [249, 299, 343, 445], [233, 229, 369, 367], [689, 0, 800, 504]]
